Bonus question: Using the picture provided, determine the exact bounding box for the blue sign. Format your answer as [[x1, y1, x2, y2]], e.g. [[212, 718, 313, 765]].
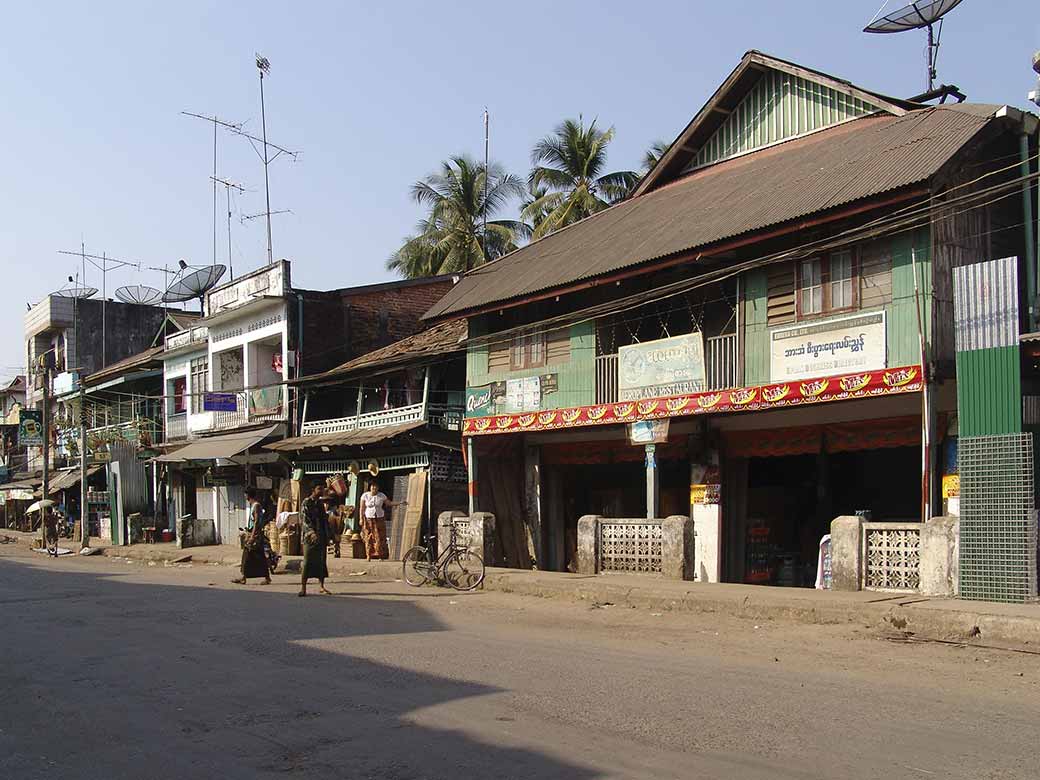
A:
[[203, 392, 237, 412]]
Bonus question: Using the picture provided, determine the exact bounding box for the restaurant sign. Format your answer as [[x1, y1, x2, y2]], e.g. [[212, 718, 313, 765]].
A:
[[770, 311, 886, 382], [619, 333, 706, 401]]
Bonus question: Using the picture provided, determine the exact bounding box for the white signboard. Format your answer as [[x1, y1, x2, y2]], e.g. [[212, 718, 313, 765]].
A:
[[770, 311, 886, 382], [505, 375, 541, 412], [618, 333, 706, 401], [207, 261, 288, 314]]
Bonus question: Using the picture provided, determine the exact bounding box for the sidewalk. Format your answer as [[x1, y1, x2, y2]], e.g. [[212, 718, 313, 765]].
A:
[[5, 530, 1040, 647]]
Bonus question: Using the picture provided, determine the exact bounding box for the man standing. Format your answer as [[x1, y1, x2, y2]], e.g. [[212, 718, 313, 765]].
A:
[[359, 481, 401, 561]]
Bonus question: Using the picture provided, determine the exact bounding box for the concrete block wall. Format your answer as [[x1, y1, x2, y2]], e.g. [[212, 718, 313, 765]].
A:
[[577, 514, 696, 581]]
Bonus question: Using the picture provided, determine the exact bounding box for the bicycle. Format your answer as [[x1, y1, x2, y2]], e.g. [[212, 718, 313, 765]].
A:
[[402, 521, 485, 591]]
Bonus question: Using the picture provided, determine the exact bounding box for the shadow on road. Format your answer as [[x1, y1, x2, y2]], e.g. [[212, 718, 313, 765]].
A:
[[0, 556, 599, 779]]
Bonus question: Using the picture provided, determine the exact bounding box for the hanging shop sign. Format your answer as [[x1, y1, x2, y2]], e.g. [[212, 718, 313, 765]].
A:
[[628, 419, 670, 445], [540, 373, 559, 396], [462, 364, 923, 436], [18, 411, 43, 447], [689, 484, 721, 505], [204, 392, 238, 412], [619, 332, 706, 401], [770, 311, 886, 382]]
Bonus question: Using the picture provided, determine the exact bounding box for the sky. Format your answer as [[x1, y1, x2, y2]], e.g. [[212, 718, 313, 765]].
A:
[[1, 1, 1038, 381]]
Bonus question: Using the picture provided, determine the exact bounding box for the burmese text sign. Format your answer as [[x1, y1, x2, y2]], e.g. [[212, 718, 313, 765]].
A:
[[619, 333, 706, 401], [770, 311, 886, 382]]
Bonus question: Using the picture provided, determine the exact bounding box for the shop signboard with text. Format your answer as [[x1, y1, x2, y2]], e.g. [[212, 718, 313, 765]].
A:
[[770, 311, 886, 382], [618, 333, 706, 401]]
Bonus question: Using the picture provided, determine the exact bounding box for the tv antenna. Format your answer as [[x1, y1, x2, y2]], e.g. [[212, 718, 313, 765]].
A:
[[211, 176, 246, 281], [864, 1, 966, 94], [162, 264, 227, 314], [57, 247, 140, 367]]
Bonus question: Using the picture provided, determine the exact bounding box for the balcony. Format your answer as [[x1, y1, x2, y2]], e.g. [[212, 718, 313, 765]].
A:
[[165, 412, 188, 442], [208, 386, 288, 432], [300, 401, 464, 436], [595, 333, 739, 404]]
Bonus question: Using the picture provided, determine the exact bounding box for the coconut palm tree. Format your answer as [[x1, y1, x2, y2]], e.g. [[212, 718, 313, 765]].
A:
[[522, 117, 637, 239], [388, 155, 528, 278], [641, 140, 670, 174]]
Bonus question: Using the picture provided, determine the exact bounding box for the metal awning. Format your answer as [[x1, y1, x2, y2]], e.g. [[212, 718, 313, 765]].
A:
[[155, 425, 278, 462], [47, 466, 103, 494], [264, 420, 423, 453]]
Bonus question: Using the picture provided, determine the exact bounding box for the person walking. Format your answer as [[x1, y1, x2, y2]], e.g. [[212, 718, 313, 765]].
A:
[[232, 487, 271, 586], [299, 483, 331, 597], [359, 480, 402, 561]]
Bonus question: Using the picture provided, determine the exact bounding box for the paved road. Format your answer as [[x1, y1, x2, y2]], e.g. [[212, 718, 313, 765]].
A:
[[1, 545, 1037, 779]]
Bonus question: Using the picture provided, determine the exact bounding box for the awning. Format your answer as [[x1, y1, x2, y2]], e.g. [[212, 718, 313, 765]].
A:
[[264, 420, 423, 453], [48, 466, 103, 494], [155, 425, 278, 462]]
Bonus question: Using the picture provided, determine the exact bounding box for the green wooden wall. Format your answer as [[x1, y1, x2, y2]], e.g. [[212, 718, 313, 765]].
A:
[[466, 321, 596, 413], [692, 70, 885, 169], [742, 229, 931, 386]]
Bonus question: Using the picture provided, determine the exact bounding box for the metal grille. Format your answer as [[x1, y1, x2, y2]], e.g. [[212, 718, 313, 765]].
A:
[[430, 450, 467, 483], [959, 433, 1037, 603], [598, 522, 663, 574], [452, 518, 473, 549], [706, 333, 738, 390], [863, 524, 921, 591]]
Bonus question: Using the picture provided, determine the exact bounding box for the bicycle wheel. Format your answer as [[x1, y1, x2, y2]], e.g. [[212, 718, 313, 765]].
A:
[[402, 546, 435, 587], [443, 549, 485, 591]]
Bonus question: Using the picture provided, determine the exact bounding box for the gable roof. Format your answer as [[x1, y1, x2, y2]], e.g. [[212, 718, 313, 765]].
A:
[[84, 345, 164, 387], [634, 50, 920, 197], [293, 318, 467, 386], [424, 102, 999, 321]]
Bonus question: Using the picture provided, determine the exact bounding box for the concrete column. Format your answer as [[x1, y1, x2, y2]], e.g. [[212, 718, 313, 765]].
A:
[[576, 515, 601, 575], [523, 445, 543, 567], [692, 504, 721, 582], [436, 510, 467, 556], [470, 512, 496, 566], [466, 436, 477, 516], [661, 515, 695, 580], [645, 444, 659, 520], [920, 515, 959, 597], [829, 515, 864, 591]]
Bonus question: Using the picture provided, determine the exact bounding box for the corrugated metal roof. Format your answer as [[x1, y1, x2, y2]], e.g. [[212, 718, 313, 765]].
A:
[[154, 425, 278, 462], [424, 104, 1000, 320], [294, 319, 467, 385], [264, 420, 424, 452], [84, 346, 163, 386]]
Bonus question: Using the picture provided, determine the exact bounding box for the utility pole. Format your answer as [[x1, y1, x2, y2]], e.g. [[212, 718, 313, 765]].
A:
[[481, 108, 489, 267], [80, 385, 88, 550]]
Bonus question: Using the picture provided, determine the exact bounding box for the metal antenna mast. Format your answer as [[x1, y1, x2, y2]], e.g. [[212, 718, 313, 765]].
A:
[[482, 108, 489, 268], [58, 249, 137, 366], [211, 176, 246, 280], [256, 54, 274, 265], [181, 112, 243, 266]]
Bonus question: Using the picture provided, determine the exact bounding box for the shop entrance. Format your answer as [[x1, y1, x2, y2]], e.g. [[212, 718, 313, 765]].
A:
[[723, 416, 923, 587]]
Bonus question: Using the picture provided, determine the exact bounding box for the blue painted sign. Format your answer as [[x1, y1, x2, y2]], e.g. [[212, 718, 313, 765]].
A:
[[203, 392, 237, 413]]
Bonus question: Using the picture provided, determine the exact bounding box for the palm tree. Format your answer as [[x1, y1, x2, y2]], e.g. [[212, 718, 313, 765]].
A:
[[641, 140, 670, 174], [522, 117, 637, 239], [388, 155, 528, 278], [520, 182, 552, 235]]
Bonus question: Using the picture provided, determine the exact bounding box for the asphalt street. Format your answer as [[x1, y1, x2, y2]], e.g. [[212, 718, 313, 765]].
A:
[[1, 544, 1037, 779]]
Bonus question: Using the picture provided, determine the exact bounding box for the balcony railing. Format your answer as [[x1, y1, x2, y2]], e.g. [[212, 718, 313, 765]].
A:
[[594, 333, 739, 405], [300, 402, 465, 436], [165, 413, 188, 442], [207, 386, 288, 432]]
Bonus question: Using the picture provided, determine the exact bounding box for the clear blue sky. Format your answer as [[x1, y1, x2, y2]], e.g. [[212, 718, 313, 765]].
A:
[[1, 1, 1037, 380]]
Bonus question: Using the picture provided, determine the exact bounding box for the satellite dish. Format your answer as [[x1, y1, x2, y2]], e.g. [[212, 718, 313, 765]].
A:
[[51, 286, 98, 299], [162, 264, 226, 309], [115, 285, 163, 305], [864, 1, 965, 93]]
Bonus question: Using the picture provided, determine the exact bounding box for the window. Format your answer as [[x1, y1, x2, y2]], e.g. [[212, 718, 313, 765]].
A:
[[190, 357, 209, 414], [171, 377, 187, 415], [798, 250, 857, 317], [510, 332, 546, 370]]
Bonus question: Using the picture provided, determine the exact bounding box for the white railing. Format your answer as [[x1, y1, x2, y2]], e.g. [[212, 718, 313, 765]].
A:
[[207, 386, 288, 432], [165, 413, 188, 441], [301, 402, 425, 435], [862, 522, 922, 591], [594, 333, 740, 404], [427, 403, 464, 432]]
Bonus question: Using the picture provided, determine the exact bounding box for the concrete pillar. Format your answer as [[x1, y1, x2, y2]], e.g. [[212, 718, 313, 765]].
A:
[[829, 515, 864, 591], [466, 436, 477, 516], [523, 445, 542, 567], [645, 444, 658, 520], [436, 510, 467, 557], [576, 514, 601, 575], [470, 512, 496, 566], [661, 515, 695, 580], [692, 504, 721, 582], [920, 515, 959, 597]]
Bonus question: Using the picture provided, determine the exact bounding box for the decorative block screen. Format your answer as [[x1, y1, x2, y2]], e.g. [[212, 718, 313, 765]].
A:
[[863, 524, 921, 591], [598, 522, 663, 574], [959, 433, 1037, 603]]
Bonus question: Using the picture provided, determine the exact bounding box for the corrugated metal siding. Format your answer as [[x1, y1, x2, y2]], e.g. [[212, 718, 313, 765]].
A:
[[887, 230, 931, 368], [691, 71, 879, 169], [110, 440, 149, 515], [742, 269, 770, 385], [426, 104, 997, 320], [953, 256, 1022, 437]]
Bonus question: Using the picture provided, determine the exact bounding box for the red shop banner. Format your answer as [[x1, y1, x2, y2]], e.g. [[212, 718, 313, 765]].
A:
[[462, 365, 923, 436]]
